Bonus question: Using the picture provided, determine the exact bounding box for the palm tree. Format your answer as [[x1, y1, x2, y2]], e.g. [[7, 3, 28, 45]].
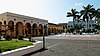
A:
[[75, 14, 84, 33], [67, 9, 79, 28], [80, 4, 95, 31], [93, 8, 100, 33], [94, 8, 100, 25], [76, 14, 82, 24]]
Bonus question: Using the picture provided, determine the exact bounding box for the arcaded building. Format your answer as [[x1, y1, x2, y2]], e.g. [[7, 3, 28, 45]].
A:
[[58, 23, 67, 33], [48, 23, 63, 35], [0, 12, 48, 37]]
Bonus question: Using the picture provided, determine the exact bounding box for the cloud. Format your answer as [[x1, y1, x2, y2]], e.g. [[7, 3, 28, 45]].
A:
[[75, 3, 83, 6]]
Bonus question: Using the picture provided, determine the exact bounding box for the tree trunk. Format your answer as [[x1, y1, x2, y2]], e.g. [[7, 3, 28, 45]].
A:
[[73, 19, 75, 28], [86, 19, 89, 32]]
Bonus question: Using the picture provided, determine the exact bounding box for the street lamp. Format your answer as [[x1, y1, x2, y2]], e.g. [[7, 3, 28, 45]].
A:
[[43, 24, 48, 49], [43, 24, 45, 49]]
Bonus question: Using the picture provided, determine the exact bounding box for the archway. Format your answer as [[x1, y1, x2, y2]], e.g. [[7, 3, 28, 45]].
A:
[[48, 28, 51, 35], [32, 23, 37, 36], [25, 23, 31, 37], [16, 22, 24, 36], [8, 21, 14, 37], [52, 28, 53, 33], [0, 22, 2, 35], [39, 24, 43, 36], [55, 28, 57, 34], [54, 28, 56, 34]]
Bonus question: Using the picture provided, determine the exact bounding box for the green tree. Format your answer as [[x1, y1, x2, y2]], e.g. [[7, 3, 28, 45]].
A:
[[92, 8, 100, 33], [94, 24, 100, 33], [80, 4, 95, 31], [94, 8, 100, 25], [67, 9, 79, 28]]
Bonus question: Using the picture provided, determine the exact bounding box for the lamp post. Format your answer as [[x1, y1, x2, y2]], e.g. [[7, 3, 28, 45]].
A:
[[64, 26, 66, 34], [43, 24, 45, 49], [43, 24, 48, 49]]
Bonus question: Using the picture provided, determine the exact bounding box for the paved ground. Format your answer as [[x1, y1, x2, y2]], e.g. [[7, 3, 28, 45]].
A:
[[30, 34, 100, 56]]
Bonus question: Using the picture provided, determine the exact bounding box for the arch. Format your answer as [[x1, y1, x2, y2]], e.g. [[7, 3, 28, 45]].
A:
[[0, 22, 2, 34], [8, 21, 14, 36], [52, 28, 53, 33], [44, 25, 47, 28], [48, 28, 51, 35], [54, 28, 56, 34], [8, 21, 14, 29], [16, 22, 24, 36], [16, 22, 23, 27], [25, 23, 31, 28], [32, 23, 37, 28], [4, 20, 6, 25], [39, 24, 43, 28], [0, 22, 2, 28], [39, 24, 43, 36], [32, 23, 38, 36], [25, 22, 31, 36], [0, 22, 2, 25]]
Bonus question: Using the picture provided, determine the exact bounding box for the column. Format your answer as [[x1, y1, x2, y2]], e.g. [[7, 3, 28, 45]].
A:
[[14, 25, 16, 37], [23, 26, 26, 37], [37, 28, 39, 36], [31, 27, 33, 37]]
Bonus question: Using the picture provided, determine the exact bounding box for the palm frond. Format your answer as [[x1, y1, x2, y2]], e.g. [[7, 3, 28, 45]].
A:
[[66, 14, 73, 17], [67, 12, 72, 15]]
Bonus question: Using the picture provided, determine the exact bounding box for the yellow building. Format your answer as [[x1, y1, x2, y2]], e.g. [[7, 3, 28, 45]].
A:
[[0, 12, 48, 37], [58, 23, 67, 33], [48, 23, 63, 35]]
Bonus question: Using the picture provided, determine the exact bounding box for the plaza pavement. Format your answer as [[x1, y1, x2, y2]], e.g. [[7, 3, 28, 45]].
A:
[[30, 34, 100, 56], [32, 34, 100, 40]]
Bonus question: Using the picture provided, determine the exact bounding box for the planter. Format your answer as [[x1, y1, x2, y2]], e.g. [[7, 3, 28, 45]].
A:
[[0, 41, 43, 56]]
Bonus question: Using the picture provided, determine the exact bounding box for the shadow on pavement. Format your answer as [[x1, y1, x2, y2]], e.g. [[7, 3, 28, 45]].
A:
[[22, 48, 48, 56]]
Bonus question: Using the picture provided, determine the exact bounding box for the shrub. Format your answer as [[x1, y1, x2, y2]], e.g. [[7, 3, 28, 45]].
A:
[[0, 35, 1, 40], [80, 32, 82, 35], [67, 28, 75, 33], [4, 35, 12, 41], [28, 35, 31, 42], [16, 35, 23, 40], [18, 36, 23, 40], [31, 39, 36, 42], [0, 50, 2, 53]]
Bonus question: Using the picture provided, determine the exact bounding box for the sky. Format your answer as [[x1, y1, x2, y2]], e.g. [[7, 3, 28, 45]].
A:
[[0, 0, 100, 24]]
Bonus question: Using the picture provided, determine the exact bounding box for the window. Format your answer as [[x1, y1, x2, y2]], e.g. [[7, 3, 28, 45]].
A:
[[14, 18, 16, 21], [31, 21, 33, 23], [71, 25, 73, 27], [37, 22, 39, 23], [89, 24, 91, 27], [23, 20, 25, 22], [68, 25, 70, 28], [92, 24, 95, 26], [4, 20, 6, 25]]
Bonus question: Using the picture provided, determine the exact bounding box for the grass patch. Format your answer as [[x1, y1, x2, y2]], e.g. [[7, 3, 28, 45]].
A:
[[0, 40, 33, 52]]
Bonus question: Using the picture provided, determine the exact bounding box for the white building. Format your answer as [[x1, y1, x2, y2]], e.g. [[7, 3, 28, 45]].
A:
[[67, 20, 95, 30]]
